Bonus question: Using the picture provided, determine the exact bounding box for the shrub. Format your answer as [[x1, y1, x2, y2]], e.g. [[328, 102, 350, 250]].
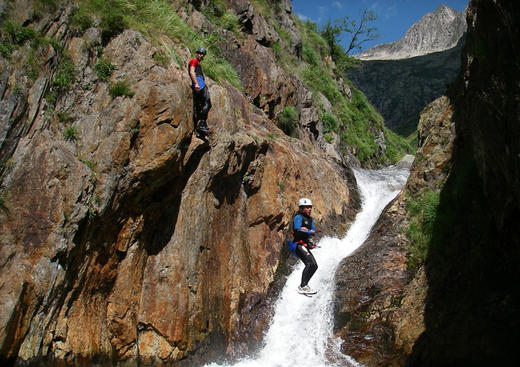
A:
[[0, 191, 7, 213], [23, 50, 41, 80], [204, 52, 242, 91], [322, 113, 338, 132], [302, 44, 320, 66], [100, 11, 127, 45], [34, 0, 59, 12], [94, 58, 116, 81], [109, 80, 135, 97], [52, 56, 76, 92], [0, 21, 38, 58], [219, 12, 239, 32], [0, 43, 15, 58], [64, 125, 79, 142], [405, 189, 441, 270], [56, 111, 73, 123], [70, 9, 94, 33], [69, 0, 242, 89], [324, 133, 334, 144], [2, 21, 37, 45], [277, 106, 298, 136]]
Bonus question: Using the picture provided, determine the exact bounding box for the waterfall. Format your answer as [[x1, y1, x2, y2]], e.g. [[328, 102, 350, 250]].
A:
[[206, 166, 410, 367]]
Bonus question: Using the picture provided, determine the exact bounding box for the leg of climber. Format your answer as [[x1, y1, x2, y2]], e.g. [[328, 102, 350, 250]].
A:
[[196, 87, 212, 135], [295, 244, 318, 294]]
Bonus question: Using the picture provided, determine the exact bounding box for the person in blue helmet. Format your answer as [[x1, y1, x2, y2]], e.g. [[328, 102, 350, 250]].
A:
[[188, 47, 212, 136], [292, 197, 318, 295]]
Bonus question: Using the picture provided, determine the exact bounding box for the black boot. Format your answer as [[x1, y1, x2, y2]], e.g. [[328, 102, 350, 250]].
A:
[[196, 120, 209, 135]]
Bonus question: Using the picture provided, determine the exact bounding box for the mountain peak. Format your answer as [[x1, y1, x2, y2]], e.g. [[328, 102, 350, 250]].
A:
[[355, 5, 467, 61]]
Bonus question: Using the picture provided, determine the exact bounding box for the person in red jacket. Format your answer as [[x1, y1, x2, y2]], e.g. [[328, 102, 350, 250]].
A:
[[188, 47, 212, 136]]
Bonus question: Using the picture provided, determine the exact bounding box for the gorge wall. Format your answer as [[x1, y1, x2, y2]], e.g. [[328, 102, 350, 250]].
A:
[[334, 0, 520, 366], [0, 1, 362, 365], [408, 0, 520, 365]]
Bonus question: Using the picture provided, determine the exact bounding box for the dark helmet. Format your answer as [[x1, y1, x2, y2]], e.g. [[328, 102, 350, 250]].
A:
[[196, 47, 207, 55]]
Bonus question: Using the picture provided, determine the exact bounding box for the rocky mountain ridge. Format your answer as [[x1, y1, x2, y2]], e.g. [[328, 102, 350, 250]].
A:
[[348, 39, 464, 136], [348, 5, 467, 137], [356, 5, 467, 61]]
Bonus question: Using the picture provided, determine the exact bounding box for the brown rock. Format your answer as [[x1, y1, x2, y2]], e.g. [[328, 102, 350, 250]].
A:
[[0, 20, 355, 367]]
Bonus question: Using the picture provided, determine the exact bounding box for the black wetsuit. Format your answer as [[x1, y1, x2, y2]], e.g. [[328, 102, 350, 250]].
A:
[[293, 212, 318, 287]]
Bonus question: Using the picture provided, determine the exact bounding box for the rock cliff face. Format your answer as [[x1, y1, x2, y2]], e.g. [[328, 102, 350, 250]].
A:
[[0, 1, 358, 365], [356, 5, 466, 61]]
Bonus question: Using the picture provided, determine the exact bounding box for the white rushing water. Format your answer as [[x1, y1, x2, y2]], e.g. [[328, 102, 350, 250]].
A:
[[206, 166, 410, 367]]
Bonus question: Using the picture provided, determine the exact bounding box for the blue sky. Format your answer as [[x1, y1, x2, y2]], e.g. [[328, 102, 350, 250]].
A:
[[292, 0, 469, 54]]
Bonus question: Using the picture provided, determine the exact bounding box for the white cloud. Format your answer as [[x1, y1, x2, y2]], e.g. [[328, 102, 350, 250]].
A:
[[316, 5, 328, 23], [296, 12, 310, 22]]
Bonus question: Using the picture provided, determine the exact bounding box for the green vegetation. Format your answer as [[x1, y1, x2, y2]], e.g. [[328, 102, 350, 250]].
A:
[[34, 0, 60, 13], [0, 21, 37, 53], [294, 18, 412, 165], [321, 9, 379, 57], [277, 106, 298, 136], [405, 130, 418, 151], [235, 3, 411, 164], [23, 50, 42, 80], [324, 133, 334, 144], [43, 55, 76, 105], [56, 111, 73, 123], [404, 189, 441, 270], [199, 0, 240, 33], [70, 0, 242, 89], [266, 133, 278, 142], [52, 56, 76, 92], [0, 190, 7, 213], [69, 7, 94, 33], [0, 21, 40, 59], [322, 113, 338, 133], [109, 80, 135, 97], [0, 18, 75, 106], [94, 58, 116, 81], [0, 19, 63, 60], [63, 125, 79, 142]]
